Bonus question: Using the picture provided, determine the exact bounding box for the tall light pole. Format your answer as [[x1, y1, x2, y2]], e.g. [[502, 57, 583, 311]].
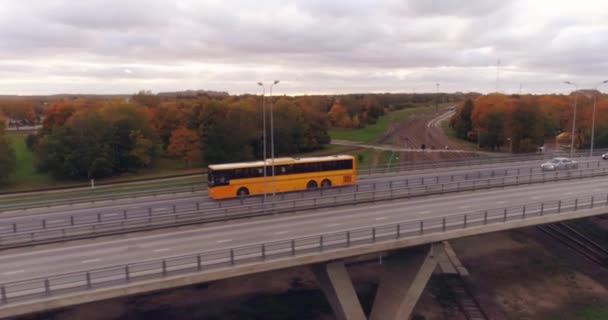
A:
[[435, 83, 440, 113], [590, 80, 608, 156], [269, 80, 280, 198], [257, 82, 267, 202], [564, 81, 578, 157]]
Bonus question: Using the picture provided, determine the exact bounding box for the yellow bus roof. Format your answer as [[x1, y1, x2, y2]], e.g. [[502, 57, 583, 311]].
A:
[[208, 155, 355, 170]]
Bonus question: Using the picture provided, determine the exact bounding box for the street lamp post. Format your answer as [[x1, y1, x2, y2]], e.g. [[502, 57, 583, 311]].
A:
[[269, 80, 280, 198], [435, 83, 440, 113], [564, 81, 578, 157], [590, 80, 608, 156], [257, 83, 267, 202]]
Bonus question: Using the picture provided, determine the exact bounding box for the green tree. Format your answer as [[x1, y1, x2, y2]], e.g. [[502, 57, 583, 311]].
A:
[[510, 100, 545, 152], [0, 134, 16, 185], [453, 99, 474, 140], [37, 111, 114, 179], [480, 111, 506, 150]]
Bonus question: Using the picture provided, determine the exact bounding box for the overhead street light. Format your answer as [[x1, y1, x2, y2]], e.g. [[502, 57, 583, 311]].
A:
[[269, 80, 280, 198], [590, 80, 608, 156], [257, 82, 267, 202], [564, 81, 578, 157]]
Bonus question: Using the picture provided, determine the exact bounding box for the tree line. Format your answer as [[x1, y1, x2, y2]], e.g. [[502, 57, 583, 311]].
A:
[[450, 93, 608, 152], [0, 91, 469, 183]]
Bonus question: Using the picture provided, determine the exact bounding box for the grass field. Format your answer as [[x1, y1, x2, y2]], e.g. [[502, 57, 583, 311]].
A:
[[571, 307, 608, 320], [329, 105, 431, 142], [6, 133, 55, 189]]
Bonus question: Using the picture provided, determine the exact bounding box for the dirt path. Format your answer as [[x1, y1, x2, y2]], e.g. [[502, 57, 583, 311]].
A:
[[385, 105, 483, 162]]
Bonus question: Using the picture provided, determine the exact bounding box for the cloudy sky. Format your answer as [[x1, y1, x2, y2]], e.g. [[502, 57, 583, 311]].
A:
[[1, 0, 607, 95]]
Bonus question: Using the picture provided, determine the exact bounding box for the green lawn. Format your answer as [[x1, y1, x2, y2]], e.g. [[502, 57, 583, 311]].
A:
[[6, 133, 55, 189], [570, 307, 608, 320], [329, 105, 431, 142]]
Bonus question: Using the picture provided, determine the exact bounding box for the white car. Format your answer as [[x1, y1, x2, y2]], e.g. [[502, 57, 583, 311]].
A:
[[541, 157, 578, 171], [602, 153, 608, 160]]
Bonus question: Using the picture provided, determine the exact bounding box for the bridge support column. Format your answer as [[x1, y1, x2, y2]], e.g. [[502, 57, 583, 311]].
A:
[[312, 261, 367, 320], [314, 243, 443, 320], [369, 243, 440, 320]]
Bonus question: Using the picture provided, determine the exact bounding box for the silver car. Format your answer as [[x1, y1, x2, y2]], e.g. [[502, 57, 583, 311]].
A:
[[541, 157, 578, 171]]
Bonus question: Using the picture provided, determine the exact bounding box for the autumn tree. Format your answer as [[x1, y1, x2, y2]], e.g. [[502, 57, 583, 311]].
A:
[[167, 127, 201, 166]]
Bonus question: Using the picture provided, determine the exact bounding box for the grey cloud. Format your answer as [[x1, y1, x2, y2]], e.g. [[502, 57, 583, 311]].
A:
[[0, 0, 607, 95]]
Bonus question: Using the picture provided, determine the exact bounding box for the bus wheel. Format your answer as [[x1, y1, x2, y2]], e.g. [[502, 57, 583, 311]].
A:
[[237, 187, 249, 197], [307, 180, 318, 190], [321, 179, 332, 188]]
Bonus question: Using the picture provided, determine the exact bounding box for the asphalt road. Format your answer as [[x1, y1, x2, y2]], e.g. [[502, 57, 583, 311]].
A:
[[1, 156, 603, 223], [1, 174, 607, 284]]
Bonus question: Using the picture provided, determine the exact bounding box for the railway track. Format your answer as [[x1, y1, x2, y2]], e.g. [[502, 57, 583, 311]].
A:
[[441, 274, 489, 320], [538, 222, 608, 267]]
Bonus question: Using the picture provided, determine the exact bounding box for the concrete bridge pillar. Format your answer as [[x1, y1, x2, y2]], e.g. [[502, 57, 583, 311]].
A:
[[312, 261, 367, 320], [369, 243, 439, 319], [313, 243, 443, 320]]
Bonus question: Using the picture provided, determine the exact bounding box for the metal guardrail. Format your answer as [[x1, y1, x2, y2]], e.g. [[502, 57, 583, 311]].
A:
[[2, 154, 603, 214], [1, 162, 606, 248], [357, 149, 608, 176], [1, 193, 606, 306], [2, 151, 602, 212]]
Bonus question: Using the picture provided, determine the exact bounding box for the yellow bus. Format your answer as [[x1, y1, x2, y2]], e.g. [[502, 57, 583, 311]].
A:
[[207, 155, 356, 199]]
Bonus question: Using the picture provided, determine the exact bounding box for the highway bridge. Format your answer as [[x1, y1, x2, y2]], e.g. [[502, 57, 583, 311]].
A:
[[1, 155, 608, 319]]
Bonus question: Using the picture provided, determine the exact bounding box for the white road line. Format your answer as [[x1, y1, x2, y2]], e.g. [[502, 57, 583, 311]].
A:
[[326, 223, 341, 227], [3, 270, 25, 275], [275, 231, 289, 235], [418, 211, 431, 215], [153, 248, 171, 253], [375, 217, 387, 220], [81, 258, 100, 264], [47, 219, 64, 224], [496, 201, 507, 204], [530, 196, 540, 200], [216, 239, 233, 244]]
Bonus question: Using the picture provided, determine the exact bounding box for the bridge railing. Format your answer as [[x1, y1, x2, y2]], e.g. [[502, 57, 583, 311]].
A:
[[1, 193, 606, 306], [1, 162, 607, 248], [3, 150, 604, 212]]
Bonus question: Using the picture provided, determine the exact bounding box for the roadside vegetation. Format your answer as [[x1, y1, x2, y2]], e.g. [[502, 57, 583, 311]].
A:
[[0, 92, 466, 191], [329, 104, 430, 142], [449, 93, 608, 152]]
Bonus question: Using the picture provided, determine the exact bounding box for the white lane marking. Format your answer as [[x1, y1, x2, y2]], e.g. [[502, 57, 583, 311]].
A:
[[326, 223, 341, 227], [530, 196, 540, 200], [418, 211, 431, 215], [153, 248, 171, 253], [47, 219, 64, 224], [275, 231, 289, 235], [3, 270, 25, 275], [216, 239, 233, 244], [81, 258, 100, 264], [496, 201, 507, 204], [375, 217, 387, 220]]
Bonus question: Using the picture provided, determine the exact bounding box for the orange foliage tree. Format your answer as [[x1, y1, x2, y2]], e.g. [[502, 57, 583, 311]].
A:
[[167, 127, 201, 166]]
